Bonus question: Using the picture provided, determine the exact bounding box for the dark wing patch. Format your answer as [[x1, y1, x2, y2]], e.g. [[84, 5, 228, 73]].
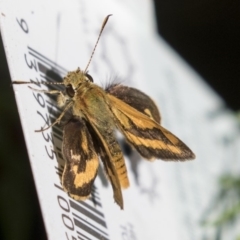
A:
[[62, 118, 99, 200], [106, 84, 161, 123], [107, 94, 195, 161]]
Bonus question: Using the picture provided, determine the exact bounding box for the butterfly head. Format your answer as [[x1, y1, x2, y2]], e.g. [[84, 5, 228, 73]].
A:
[[64, 67, 93, 90], [57, 68, 94, 106]]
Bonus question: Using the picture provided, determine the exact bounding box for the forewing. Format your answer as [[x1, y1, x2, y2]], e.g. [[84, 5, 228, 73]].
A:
[[106, 84, 161, 123], [84, 118, 126, 209], [107, 94, 195, 161], [62, 118, 99, 200]]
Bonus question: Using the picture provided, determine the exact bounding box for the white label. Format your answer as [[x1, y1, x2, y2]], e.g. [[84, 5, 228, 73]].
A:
[[1, 0, 240, 239]]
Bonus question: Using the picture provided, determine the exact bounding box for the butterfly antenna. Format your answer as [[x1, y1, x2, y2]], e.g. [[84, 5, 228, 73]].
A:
[[12, 81, 65, 85], [84, 14, 112, 73]]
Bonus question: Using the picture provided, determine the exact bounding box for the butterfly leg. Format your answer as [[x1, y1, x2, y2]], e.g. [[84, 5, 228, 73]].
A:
[[35, 101, 73, 132]]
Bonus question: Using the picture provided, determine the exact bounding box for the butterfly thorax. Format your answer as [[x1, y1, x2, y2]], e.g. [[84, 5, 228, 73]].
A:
[[75, 83, 115, 129], [58, 68, 129, 192], [63, 68, 88, 88]]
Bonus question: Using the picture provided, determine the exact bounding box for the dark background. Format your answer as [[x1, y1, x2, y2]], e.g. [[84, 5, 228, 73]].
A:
[[155, 0, 240, 110], [0, 1, 239, 239]]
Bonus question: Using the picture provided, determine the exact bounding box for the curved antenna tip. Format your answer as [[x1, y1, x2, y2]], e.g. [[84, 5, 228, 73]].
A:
[[84, 15, 112, 73]]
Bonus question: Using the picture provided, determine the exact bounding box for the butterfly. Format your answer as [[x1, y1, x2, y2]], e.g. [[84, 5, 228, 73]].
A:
[[13, 15, 195, 209]]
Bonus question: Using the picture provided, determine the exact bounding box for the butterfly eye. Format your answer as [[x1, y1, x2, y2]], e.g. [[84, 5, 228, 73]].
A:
[[66, 84, 75, 98], [85, 73, 93, 82]]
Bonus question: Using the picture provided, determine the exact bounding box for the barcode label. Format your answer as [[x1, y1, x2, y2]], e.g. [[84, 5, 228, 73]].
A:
[[28, 46, 110, 240]]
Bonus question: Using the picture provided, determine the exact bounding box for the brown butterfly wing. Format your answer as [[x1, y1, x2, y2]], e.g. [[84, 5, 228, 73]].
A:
[[107, 94, 195, 161], [106, 84, 161, 123], [62, 118, 99, 200]]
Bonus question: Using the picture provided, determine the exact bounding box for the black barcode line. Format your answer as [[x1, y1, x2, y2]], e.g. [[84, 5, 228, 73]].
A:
[[56, 147, 62, 153], [54, 183, 64, 191], [56, 153, 63, 161], [73, 214, 109, 240], [55, 171, 61, 177], [77, 231, 92, 240], [52, 126, 62, 137], [70, 200, 107, 228], [38, 63, 65, 83], [38, 62, 64, 84], [73, 212, 108, 237], [55, 166, 63, 173], [78, 237, 85, 240], [71, 199, 104, 218], [52, 132, 62, 142], [56, 151, 64, 161]]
